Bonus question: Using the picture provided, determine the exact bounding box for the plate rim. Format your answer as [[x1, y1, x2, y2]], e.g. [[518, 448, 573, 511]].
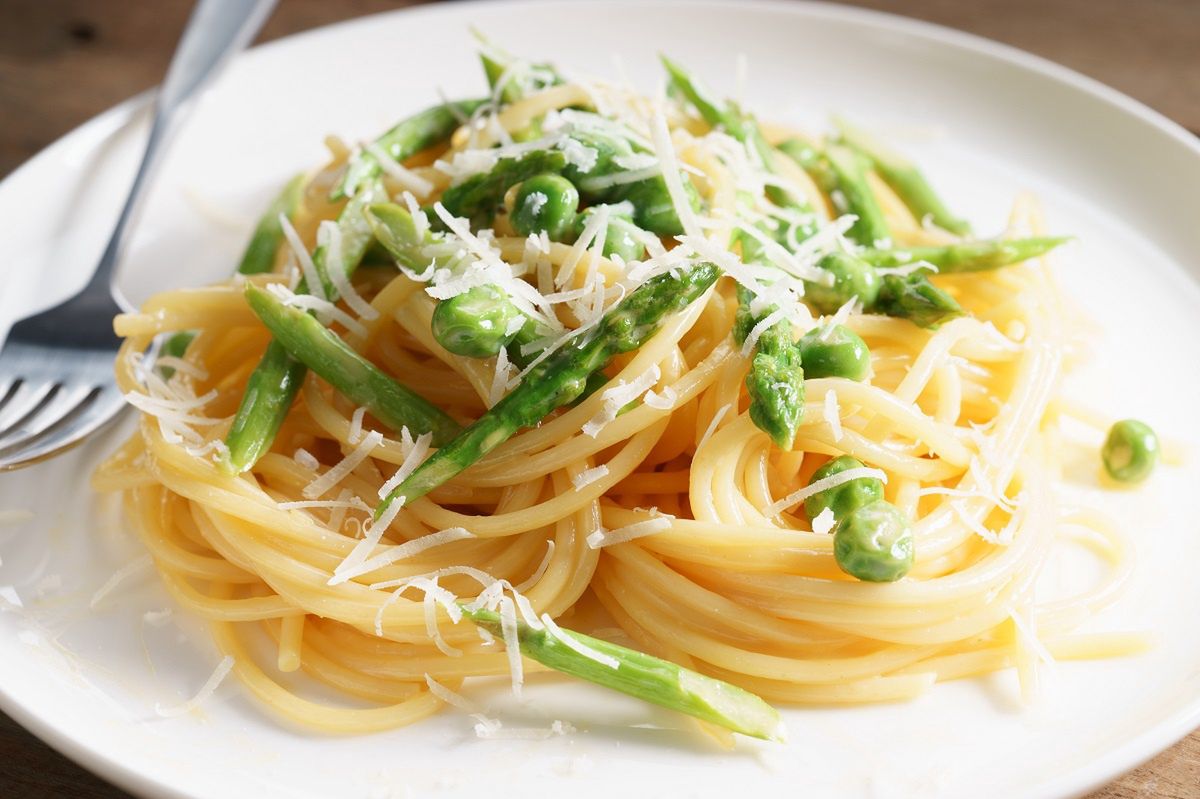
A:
[[1, 2, 1197, 797]]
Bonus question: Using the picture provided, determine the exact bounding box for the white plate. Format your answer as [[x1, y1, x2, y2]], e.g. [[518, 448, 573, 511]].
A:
[[2, 2, 1199, 797]]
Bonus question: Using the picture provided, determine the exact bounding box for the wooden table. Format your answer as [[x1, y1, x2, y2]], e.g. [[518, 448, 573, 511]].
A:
[[0, 1, 1196, 796]]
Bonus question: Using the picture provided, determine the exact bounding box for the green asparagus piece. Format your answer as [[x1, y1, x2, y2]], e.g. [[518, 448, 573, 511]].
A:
[[440, 150, 567, 229], [160, 331, 194, 360], [365, 203, 439, 271], [661, 58, 817, 449], [239, 173, 308, 275], [560, 119, 701, 237], [732, 287, 804, 450], [377, 262, 721, 514], [161, 173, 306, 373], [244, 286, 461, 445], [661, 55, 748, 140], [746, 336, 805, 451], [223, 341, 306, 472], [824, 143, 891, 248], [835, 118, 970, 235], [223, 180, 387, 473], [479, 40, 563, 105], [858, 237, 1069, 273], [614, 174, 700, 236], [332, 99, 486, 202], [431, 285, 525, 359], [777, 139, 833, 192], [156, 330, 195, 380], [564, 127, 640, 195], [874, 272, 963, 329], [662, 56, 813, 217], [573, 209, 648, 262], [459, 606, 785, 742]]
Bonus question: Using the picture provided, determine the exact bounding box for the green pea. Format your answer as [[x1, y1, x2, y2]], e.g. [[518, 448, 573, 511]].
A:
[[1101, 419, 1159, 483], [431, 285, 523, 359], [803, 455, 884, 521], [574, 209, 648, 262], [804, 251, 880, 315], [511, 173, 580, 241], [798, 324, 870, 381], [833, 500, 914, 582]]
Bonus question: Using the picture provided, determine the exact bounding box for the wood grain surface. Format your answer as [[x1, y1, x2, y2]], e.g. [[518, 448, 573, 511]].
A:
[[0, 1, 1197, 797]]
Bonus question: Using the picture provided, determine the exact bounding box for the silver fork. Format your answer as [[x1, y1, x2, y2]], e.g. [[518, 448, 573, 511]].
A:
[[0, 0, 276, 472]]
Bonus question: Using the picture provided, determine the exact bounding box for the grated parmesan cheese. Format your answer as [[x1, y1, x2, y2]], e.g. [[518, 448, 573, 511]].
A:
[[581, 365, 661, 438], [571, 465, 610, 490], [811, 507, 837, 535], [488, 347, 514, 408], [318, 221, 379, 322], [0, 510, 33, 526], [648, 104, 702, 239], [514, 541, 556, 593], [767, 466, 888, 517], [155, 655, 235, 718], [643, 385, 677, 410], [424, 674, 477, 712], [330, 526, 475, 586], [266, 283, 368, 339], [696, 403, 733, 452], [293, 448, 320, 471], [278, 214, 325, 301], [348, 406, 367, 444], [90, 554, 153, 609], [363, 140, 434, 198], [302, 430, 384, 500], [540, 613, 618, 669], [376, 432, 432, 500], [823, 390, 844, 442], [586, 513, 674, 549]]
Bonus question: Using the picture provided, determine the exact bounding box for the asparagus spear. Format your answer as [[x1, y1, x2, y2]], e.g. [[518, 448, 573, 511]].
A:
[[365, 202, 438, 270], [859, 237, 1068, 273], [377, 262, 721, 514], [239, 173, 309, 276], [662, 56, 813, 219], [459, 606, 785, 742], [663, 58, 811, 449], [223, 179, 387, 473], [565, 123, 701, 237], [332, 99, 487, 202], [160, 173, 306, 374], [834, 117, 971, 235], [823, 143, 891, 248], [732, 286, 804, 450], [479, 44, 563, 105], [224, 341, 305, 471], [661, 55, 748, 140], [440, 150, 567, 229], [874, 272, 963, 329], [243, 286, 461, 444]]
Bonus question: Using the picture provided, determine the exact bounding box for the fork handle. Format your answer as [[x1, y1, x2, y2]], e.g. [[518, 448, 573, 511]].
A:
[[89, 0, 278, 310]]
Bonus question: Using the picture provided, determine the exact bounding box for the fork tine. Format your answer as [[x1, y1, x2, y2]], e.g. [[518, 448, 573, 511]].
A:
[[0, 387, 128, 471], [0, 379, 19, 412], [0, 385, 100, 457], [0, 381, 60, 438]]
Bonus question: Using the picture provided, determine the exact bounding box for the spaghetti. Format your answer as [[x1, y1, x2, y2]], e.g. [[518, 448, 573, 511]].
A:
[[94, 49, 1146, 737]]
